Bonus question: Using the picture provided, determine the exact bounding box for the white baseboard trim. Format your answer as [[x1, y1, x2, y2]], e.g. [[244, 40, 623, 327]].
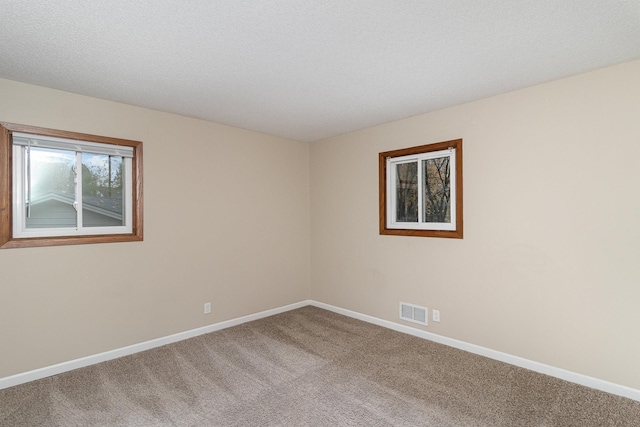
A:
[[310, 301, 640, 402], [3, 299, 639, 403], [0, 300, 310, 391]]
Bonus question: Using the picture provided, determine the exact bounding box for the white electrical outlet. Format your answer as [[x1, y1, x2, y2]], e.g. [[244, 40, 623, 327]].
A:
[[432, 309, 440, 322], [204, 302, 211, 314]]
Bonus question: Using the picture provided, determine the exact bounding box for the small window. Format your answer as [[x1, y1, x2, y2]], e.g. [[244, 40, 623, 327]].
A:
[[1, 122, 143, 249], [379, 139, 462, 238]]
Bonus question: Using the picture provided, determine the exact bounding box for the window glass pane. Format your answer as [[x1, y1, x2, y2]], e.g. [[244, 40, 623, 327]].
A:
[[422, 156, 451, 223], [25, 147, 77, 229], [82, 153, 125, 227], [395, 162, 418, 222]]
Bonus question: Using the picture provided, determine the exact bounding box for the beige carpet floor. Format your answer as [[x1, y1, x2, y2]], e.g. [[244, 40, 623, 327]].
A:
[[1, 306, 639, 426]]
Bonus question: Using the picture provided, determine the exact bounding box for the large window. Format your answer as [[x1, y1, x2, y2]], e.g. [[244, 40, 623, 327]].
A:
[[1, 122, 143, 249], [379, 139, 462, 238]]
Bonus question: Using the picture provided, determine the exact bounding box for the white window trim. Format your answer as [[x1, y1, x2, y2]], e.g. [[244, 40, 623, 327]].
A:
[[12, 132, 134, 157], [12, 135, 134, 238], [386, 147, 456, 231]]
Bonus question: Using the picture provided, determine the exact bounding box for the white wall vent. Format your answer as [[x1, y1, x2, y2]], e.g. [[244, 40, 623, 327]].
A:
[[399, 302, 428, 326]]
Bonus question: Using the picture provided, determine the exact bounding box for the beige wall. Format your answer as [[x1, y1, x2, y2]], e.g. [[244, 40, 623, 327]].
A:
[[0, 78, 311, 378], [310, 60, 640, 389], [2, 60, 640, 391]]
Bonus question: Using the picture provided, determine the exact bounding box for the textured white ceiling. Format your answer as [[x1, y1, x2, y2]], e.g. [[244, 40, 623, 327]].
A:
[[1, 1, 639, 142]]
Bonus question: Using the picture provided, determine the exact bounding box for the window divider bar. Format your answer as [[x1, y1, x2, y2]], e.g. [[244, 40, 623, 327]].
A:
[[26, 139, 31, 218]]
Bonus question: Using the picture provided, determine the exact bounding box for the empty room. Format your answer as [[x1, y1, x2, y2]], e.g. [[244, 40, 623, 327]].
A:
[[1, 1, 639, 425]]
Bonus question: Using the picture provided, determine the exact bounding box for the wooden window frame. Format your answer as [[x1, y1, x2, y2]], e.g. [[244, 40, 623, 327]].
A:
[[0, 122, 143, 249], [379, 139, 463, 238]]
